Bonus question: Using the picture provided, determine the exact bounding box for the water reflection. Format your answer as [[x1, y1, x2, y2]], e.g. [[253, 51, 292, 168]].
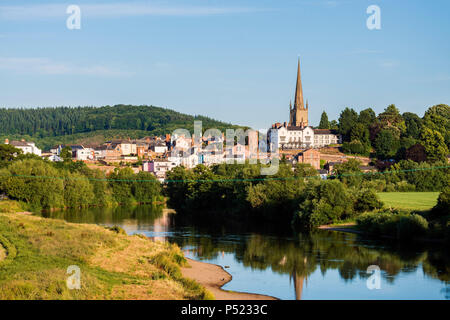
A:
[[38, 207, 449, 300]]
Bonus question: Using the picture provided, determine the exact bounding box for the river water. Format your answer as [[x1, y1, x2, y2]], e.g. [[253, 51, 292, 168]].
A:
[[39, 205, 449, 300]]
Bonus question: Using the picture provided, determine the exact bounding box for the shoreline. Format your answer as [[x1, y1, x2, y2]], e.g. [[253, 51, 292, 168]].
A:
[[181, 257, 277, 300], [318, 223, 362, 234]]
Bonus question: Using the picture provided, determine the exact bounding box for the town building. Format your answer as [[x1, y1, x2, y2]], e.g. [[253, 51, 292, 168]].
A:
[[5, 139, 42, 156], [296, 149, 321, 169], [268, 59, 341, 151]]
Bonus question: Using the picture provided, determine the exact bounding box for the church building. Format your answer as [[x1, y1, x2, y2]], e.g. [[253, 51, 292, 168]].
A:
[[268, 59, 341, 150]]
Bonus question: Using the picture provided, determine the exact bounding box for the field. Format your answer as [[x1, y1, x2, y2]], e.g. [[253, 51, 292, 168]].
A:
[[377, 192, 440, 211], [0, 212, 212, 300]]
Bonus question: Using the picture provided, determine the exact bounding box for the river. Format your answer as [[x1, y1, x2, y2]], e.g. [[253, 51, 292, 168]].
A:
[[38, 205, 449, 300]]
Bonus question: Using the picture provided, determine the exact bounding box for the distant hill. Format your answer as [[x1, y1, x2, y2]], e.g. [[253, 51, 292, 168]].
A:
[[0, 105, 248, 150]]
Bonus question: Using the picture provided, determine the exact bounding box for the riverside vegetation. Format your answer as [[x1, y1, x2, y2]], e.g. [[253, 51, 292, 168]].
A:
[[165, 160, 449, 241]]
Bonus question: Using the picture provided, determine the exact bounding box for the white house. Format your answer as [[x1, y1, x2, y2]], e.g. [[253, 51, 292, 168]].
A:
[[143, 160, 178, 182], [6, 139, 42, 156], [268, 124, 341, 151]]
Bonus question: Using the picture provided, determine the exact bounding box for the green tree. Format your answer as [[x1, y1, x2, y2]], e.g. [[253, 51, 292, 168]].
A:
[[403, 112, 422, 139], [377, 104, 406, 138], [318, 111, 330, 129], [375, 130, 400, 159], [358, 108, 376, 127], [0, 144, 22, 167], [419, 127, 449, 162], [0, 159, 64, 209], [61, 146, 72, 162], [133, 171, 161, 203], [423, 104, 450, 149], [338, 108, 359, 141]]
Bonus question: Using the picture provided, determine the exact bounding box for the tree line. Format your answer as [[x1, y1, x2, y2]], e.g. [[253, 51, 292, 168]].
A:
[[0, 148, 162, 210], [318, 104, 449, 162], [0, 104, 245, 149]]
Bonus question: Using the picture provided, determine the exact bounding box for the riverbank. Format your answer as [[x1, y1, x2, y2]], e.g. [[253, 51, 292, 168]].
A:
[[181, 258, 276, 300], [0, 212, 211, 300]]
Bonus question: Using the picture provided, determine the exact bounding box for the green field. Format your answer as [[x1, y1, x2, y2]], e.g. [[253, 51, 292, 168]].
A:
[[377, 192, 439, 211]]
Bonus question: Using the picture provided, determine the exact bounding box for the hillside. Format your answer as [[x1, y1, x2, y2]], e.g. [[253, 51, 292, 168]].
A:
[[0, 105, 247, 150]]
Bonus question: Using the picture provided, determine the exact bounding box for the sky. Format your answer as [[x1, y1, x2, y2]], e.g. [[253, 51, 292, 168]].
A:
[[0, 0, 449, 130]]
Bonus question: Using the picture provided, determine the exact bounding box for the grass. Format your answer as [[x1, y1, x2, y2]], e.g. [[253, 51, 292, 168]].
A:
[[377, 192, 439, 211], [0, 200, 26, 213], [0, 211, 213, 300]]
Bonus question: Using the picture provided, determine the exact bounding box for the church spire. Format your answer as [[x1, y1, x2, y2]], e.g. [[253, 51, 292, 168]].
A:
[[294, 58, 304, 111]]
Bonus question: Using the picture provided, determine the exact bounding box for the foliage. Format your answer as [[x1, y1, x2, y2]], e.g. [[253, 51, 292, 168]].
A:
[[318, 111, 330, 129], [419, 127, 448, 162], [0, 157, 162, 210], [431, 187, 450, 219], [0, 105, 246, 150], [293, 180, 357, 228], [338, 108, 358, 141], [375, 129, 400, 159], [356, 210, 429, 240], [355, 189, 383, 212]]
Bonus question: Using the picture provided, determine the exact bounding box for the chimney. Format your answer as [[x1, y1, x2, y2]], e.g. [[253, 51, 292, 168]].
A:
[[4, 139, 9, 144], [21, 139, 25, 142]]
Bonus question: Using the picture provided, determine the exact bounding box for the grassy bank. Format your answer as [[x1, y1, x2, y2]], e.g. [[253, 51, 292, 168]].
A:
[[0, 211, 213, 300], [377, 192, 439, 211]]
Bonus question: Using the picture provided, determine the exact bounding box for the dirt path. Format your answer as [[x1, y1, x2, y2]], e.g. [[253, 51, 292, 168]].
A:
[[181, 258, 277, 300]]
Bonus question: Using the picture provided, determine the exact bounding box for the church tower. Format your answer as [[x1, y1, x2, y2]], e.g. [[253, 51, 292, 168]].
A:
[[289, 58, 308, 127]]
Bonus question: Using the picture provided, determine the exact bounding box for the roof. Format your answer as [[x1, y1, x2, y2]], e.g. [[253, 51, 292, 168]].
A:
[[10, 140, 31, 147], [313, 129, 338, 135], [317, 169, 328, 174], [287, 125, 310, 131]]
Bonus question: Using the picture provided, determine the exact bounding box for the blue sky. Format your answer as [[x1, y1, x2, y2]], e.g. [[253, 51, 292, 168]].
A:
[[0, 0, 449, 129]]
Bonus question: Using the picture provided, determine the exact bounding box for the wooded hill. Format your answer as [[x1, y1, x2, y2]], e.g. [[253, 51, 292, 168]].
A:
[[0, 105, 247, 150]]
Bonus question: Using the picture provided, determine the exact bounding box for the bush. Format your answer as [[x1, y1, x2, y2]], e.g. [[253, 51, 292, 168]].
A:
[[431, 186, 450, 219], [397, 214, 429, 239], [356, 211, 398, 235], [394, 181, 416, 192], [357, 210, 429, 240], [294, 180, 355, 228], [355, 189, 383, 212]]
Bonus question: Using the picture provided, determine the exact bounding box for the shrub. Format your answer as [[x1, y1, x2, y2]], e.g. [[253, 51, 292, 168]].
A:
[[395, 181, 416, 192], [397, 214, 429, 239], [355, 189, 383, 212], [431, 186, 450, 219], [106, 226, 127, 235]]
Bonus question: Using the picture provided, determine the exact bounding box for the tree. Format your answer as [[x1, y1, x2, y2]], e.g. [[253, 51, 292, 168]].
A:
[[403, 112, 422, 139], [419, 127, 449, 162], [319, 111, 330, 129], [423, 104, 450, 149], [375, 129, 400, 159], [338, 108, 358, 141], [61, 146, 72, 162], [0, 144, 22, 167], [350, 123, 370, 145], [405, 144, 427, 163], [358, 108, 376, 127], [0, 159, 64, 209], [377, 104, 406, 138], [329, 120, 339, 130]]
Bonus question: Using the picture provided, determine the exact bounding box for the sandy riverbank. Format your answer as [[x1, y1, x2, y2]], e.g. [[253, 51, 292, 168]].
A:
[[181, 258, 277, 300]]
